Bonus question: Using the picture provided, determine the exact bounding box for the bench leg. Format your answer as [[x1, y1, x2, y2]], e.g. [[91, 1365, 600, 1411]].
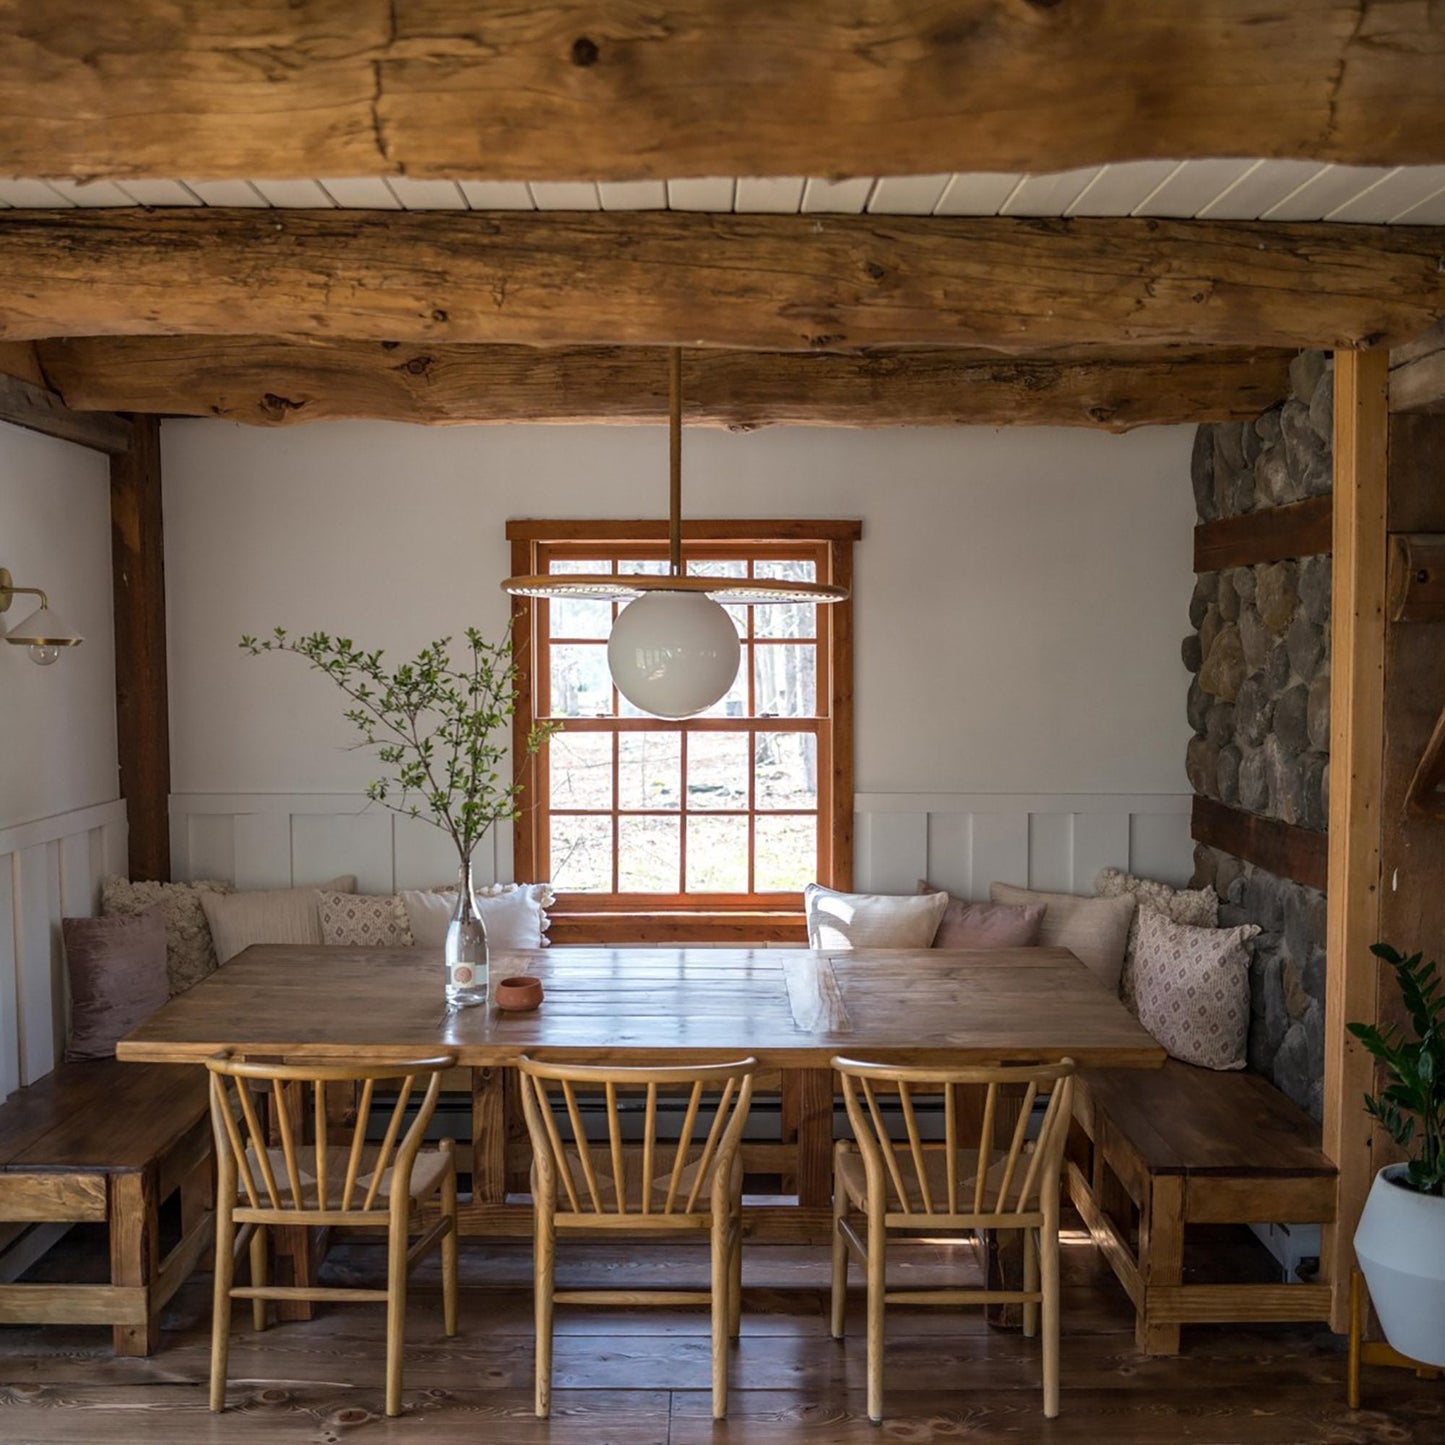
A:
[[109, 1170, 160, 1356], [1136, 1174, 1184, 1355]]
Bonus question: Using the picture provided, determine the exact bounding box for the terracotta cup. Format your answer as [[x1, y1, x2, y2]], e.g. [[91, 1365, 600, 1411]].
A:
[[494, 975, 544, 1012]]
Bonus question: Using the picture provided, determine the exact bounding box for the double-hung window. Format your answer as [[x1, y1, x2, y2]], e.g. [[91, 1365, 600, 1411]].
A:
[[508, 521, 859, 943]]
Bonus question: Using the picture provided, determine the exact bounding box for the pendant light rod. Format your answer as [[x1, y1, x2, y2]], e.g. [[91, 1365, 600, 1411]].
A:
[[669, 346, 683, 577]]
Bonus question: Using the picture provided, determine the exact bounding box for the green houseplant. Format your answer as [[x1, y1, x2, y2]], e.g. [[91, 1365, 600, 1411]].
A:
[[242, 627, 554, 1007], [1348, 942, 1445, 1365]]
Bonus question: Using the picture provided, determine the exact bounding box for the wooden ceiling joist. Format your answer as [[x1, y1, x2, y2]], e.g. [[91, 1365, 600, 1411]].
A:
[[1, 211, 1443, 354], [2, 2, 1443, 180], [35, 337, 1294, 433]]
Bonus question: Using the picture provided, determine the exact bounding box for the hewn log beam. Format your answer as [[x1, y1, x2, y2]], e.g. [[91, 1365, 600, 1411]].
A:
[[1, 211, 1443, 353], [37, 337, 1293, 433], [3, 3, 1443, 180], [0, 369, 132, 454]]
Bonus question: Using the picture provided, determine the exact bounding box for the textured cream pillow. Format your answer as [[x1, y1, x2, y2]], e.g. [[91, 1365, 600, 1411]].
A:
[[1095, 867, 1220, 1010], [200, 875, 357, 965], [1132, 908, 1260, 1071], [101, 876, 233, 996], [804, 884, 949, 950], [988, 882, 1136, 992], [317, 891, 412, 947], [401, 883, 555, 951]]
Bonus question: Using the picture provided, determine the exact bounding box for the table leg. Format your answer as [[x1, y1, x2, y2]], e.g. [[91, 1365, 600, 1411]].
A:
[[471, 1065, 507, 1205], [783, 1068, 834, 1209]]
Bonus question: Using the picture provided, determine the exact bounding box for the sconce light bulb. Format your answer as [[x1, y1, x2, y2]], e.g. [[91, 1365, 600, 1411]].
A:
[[28, 644, 61, 666]]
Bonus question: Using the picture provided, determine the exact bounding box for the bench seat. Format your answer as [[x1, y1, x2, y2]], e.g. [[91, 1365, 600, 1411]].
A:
[[0, 1058, 213, 1354], [1067, 1059, 1337, 1354]]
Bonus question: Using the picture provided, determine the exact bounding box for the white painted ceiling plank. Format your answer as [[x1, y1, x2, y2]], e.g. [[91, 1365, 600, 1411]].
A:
[[598, 180, 667, 210], [1261, 163, 1396, 220], [1132, 158, 1260, 217], [1065, 161, 1182, 216], [249, 179, 335, 208], [384, 177, 467, 209], [735, 176, 806, 213], [667, 177, 736, 211], [528, 181, 602, 209], [800, 176, 874, 213], [1328, 165, 1445, 222], [0, 179, 76, 206], [1388, 185, 1445, 224], [184, 179, 268, 207], [113, 179, 202, 206], [1193, 159, 1330, 218], [933, 172, 1023, 215], [867, 173, 951, 214], [999, 166, 1102, 217], [456, 180, 536, 210], [43, 178, 135, 206], [317, 177, 402, 209]]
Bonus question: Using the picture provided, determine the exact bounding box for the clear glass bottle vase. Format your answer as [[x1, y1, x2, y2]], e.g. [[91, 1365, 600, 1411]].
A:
[[444, 857, 490, 1008]]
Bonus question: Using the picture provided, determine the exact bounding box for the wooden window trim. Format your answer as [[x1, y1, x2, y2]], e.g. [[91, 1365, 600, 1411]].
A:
[[509, 520, 858, 942]]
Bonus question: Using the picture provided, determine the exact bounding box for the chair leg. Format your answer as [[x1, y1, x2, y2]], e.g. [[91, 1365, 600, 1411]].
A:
[[440, 1140, 459, 1338], [710, 1214, 731, 1418], [249, 1225, 269, 1333], [830, 1149, 848, 1341], [1041, 1209, 1061, 1419], [209, 1200, 236, 1413], [1022, 1226, 1039, 1339], [865, 1210, 887, 1425], [384, 1208, 410, 1418], [728, 1211, 743, 1339], [534, 1210, 556, 1418]]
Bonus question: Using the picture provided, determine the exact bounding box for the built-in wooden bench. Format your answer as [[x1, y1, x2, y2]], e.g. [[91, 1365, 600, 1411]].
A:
[[1067, 1059, 1337, 1354], [0, 1058, 213, 1354]]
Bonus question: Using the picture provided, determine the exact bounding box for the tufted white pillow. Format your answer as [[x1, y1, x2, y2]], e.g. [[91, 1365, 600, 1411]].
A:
[[1095, 867, 1220, 1010], [803, 884, 949, 950], [401, 883, 555, 951], [102, 875, 233, 996]]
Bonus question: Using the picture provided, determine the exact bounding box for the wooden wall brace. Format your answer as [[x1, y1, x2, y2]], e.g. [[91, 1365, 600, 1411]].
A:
[[1387, 534, 1445, 621], [1404, 704, 1445, 820]]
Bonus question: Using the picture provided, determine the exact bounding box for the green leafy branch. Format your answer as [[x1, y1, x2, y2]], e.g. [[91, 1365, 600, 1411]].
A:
[[241, 627, 558, 865], [1347, 942, 1444, 1196]]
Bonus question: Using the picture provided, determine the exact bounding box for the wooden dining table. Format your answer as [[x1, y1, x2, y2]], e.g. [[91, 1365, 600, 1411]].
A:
[[119, 942, 1165, 1243]]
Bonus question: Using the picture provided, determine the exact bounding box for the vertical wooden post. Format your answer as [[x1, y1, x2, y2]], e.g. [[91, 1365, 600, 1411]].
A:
[[1323, 348, 1389, 1330], [110, 415, 171, 882]]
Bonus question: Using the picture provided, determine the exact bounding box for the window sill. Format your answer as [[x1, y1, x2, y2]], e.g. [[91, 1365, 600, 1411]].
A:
[[548, 911, 807, 946]]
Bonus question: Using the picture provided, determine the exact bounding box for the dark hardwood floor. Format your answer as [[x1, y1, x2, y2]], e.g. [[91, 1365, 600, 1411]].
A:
[[1, 1220, 1440, 1443]]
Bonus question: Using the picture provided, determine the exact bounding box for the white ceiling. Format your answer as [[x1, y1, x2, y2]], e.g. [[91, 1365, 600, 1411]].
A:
[[3, 159, 1445, 223]]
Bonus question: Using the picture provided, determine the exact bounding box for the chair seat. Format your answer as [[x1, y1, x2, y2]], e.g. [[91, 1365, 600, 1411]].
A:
[[836, 1142, 1039, 1217], [235, 1145, 450, 1210]]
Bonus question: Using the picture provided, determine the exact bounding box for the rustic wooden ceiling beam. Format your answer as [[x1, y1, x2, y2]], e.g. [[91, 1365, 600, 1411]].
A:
[[1, 211, 1442, 353], [34, 336, 1294, 433], [3, 2, 1443, 179]]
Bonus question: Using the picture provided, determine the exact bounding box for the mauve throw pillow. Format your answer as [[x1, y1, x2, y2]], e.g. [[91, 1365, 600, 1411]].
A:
[[918, 881, 1045, 948], [63, 907, 169, 1060]]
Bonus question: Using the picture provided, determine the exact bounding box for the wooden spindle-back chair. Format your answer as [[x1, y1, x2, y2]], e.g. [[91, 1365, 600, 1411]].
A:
[[830, 1055, 1077, 1422], [517, 1055, 757, 1419], [205, 1052, 459, 1418]]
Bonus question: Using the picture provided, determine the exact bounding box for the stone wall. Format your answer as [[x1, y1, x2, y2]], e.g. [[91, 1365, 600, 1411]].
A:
[[1185, 352, 1331, 1119]]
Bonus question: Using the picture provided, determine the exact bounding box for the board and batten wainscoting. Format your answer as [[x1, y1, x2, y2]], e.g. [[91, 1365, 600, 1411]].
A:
[[0, 800, 128, 1099], [170, 790, 1193, 903]]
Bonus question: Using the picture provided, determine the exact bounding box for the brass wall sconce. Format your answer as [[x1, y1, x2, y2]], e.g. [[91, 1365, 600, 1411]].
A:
[[0, 566, 83, 665]]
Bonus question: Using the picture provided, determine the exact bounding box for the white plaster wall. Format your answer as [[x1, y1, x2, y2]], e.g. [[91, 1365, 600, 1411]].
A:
[[0, 421, 117, 829], [161, 420, 1195, 799]]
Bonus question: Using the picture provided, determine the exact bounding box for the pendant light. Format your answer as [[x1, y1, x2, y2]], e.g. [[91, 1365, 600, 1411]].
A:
[[502, 348, 848, 719]]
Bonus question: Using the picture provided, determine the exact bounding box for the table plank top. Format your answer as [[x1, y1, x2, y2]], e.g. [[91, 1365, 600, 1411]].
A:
[[118, 945, 1164, 1070]]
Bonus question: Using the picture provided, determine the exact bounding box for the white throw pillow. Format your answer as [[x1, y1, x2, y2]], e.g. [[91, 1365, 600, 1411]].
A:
[[402, 883, 554, 951], [1132, 908, 1260, 1071], [200, 875, 357, 965], [988, 882, 1136, 992], [1095, 867, 1220, 1011], [803, 883, 949, 950]]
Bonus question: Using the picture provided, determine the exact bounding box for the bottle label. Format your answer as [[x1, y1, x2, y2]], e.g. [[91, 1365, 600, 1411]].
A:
[[453, 963, 475, 986]]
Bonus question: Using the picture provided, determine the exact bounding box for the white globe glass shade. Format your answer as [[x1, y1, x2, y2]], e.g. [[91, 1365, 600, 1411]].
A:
[[607, 591, 741, 719]]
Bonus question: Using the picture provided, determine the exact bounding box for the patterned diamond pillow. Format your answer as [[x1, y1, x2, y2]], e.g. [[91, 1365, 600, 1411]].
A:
[[101, 876, 233, 996], [1132, 908, 1260, 1071], [1095, 867, 1219, 1011], [317, 891, 413, 947]]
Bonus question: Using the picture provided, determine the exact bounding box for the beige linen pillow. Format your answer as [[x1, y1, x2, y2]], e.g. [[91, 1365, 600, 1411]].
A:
[[317, 891, 412, 947], [1132, 908, 1260, 1071], [988, 882, 1135, 992], [402, 883, 555, 951], [200, 875, 357, 965], [101, 875, 233, 996], [1095, 867, 1220, 1011], [804, 883, 949, 950]]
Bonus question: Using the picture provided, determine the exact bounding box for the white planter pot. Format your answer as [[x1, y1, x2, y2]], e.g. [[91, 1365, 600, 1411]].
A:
[[1354, 1164, 1445, 1367]]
